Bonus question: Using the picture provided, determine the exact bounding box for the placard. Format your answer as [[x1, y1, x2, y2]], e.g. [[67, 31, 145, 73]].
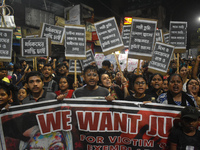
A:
[[69, 59, 82, 74], [155, 29, 163, 42], [129, 18, 157, 60], [21, 38, 51, 57], [94, 53, 105, 68], [65, 25, 86, 59], [80, 49, 95, 70], [163, 33, 169, 44], [148, 42, 174, 74], [0, 28, 13, 61], [40, 23, 65, 44], [169, 21, 187, 53], [94, 17, 124, 55], [122, 25, 131, 48]]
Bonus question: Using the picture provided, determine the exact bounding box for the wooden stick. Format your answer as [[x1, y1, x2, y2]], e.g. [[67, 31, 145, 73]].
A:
[[137, 59, 141, 75], [46, 56, 49, 64], [33, 58, 35, 70], [177, 53, 179, 73], [74, 60, 77, 90], [35, 57, 37, 71], [174, 53, 176, 60], [126, 55, 129, 70]]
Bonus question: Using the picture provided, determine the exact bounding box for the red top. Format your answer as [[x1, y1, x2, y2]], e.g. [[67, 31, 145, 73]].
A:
[[55, 90, 74, 98]]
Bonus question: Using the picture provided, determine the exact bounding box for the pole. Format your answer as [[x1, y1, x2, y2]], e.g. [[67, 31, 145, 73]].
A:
[[74, 60, 77, 90], [137, 59, 141, 75]]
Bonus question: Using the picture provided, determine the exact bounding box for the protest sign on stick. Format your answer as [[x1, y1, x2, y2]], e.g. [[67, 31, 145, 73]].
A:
[[128, 17, 157, 60], [94, 17, 124, 55], [169, 21, 187, 53], [0, 28, 13, 61], [80, 49, 95, 70], [65, 25, 86, 60], [155, 29, 163, 42], [69, 59, 82, 74], [148, 42, 174, 75], [164, 33, 169, 44], [40, 23, 65, 45], [122, 25, 131, 48]]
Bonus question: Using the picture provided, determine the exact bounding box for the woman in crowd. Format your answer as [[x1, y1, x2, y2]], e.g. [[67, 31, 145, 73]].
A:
[[0, 81, 13, 111], [162, 79, 169, 93], [179, 65, 189, 92], [186, 78, 200, 108], [126, 75, 153, 103], [145, 73, 164, 100], [157, 74, 197, 107], [17, 88, 28, 105], [55, 76, 74, 100], [99, 73, 125, 100], [11, 63, 23, 88]]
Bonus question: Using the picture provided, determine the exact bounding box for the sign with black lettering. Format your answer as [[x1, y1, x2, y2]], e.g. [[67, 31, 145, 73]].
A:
[[80, 49, 95, 70], [69, 59, 82, 74], [65, 25, 86, 59], [40, 23, 65, 44], [155, 29, 163, 42], [163, 33, 169, 44], [94, 17, 124, 55], [169, 21, 187, 53], [148, 42, 174, 74], [0, 28, 13, 61], [122, 25, 131, 48], [21, 38, 51, 57], [129, 18, 157, 60]]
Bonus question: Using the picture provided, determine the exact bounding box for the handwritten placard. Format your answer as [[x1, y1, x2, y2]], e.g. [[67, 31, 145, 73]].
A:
[[163, 33, 169, 44], [94, 17, 124, 55], [65, 25, 86, 59], [129, 18, 157, 60], [155, 29, 163, 42], [0, 29, 13, 61], [69, 59, 82, 74], [80, 49, 95, 70], [169, 21, 187, 53], [94, 53, 105, 68], [122, 25, 131, 48], [40, 23, 65, 44], [21, 38, 50, 57], [148, 42, 174, 74]]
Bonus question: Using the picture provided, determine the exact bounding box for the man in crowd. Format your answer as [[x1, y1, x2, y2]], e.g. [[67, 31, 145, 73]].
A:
[[22, 71, 57, 104], [42, 64, 58, 92]]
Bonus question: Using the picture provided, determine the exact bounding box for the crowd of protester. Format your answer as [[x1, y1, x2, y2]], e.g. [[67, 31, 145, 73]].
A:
[[0, 55, 200, 149]]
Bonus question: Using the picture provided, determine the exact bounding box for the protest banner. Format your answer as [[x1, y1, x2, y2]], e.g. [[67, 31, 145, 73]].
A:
[[94, 17, 124, 55], [0, 28, 13, 61], [65, 25, 86, 60], [122, 25, 131, 48], [163, 33, 169, 44], [155, 29, 163, 42], [148, 42, 174, 75], [21, 37, 51, 57], [127, 58, 143, 72], [94, 53, 105, 68], [169, 21, 187, 53], [40, 23, 65, 44], [69, 59, 82, 74], [1, 99, 197, 150], [129, 17, 157, 60], [80, 49, 95, 70]]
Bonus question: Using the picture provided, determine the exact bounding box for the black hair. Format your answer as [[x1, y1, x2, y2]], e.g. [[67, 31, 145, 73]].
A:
[[186, 78, 199, 93], [0, 81, 11, 96], [167, 74, 183, 85], [56, 63, 68, 70], [99, 73, 110, 86], [102, 60, 111, 68], [58, 76, 70, 84], [13, 63, 21, 73], [83, 65, 98, 75], [25, 71, 44, 83], [148, 73, 163, 87], [43, 63, 53, 70], [179, 64, 187, 71], [63, 59, 69, 62]]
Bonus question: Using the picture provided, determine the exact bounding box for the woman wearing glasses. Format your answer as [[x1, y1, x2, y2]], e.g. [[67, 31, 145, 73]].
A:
[[126, 75, 153, 103], [157, 74, 198, 107]]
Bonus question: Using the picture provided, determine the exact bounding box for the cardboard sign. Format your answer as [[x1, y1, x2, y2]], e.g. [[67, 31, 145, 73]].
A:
[[80, 49, 95, 70], [169, 21, 187, 53], [94, 17, 124, 55], [129, 18, 157, 60], [65, 25, 86, 59], [0, 28, 13, 61], [69, 59, 82, 74], [122, 25, 131, 48], [148, 42, 174, 74], [21, 38, 51, 57], [95, 53, 105, 68], [163, 33, 169, 44], [40, 23, 65, 44], [155, 29, 163, 42]]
